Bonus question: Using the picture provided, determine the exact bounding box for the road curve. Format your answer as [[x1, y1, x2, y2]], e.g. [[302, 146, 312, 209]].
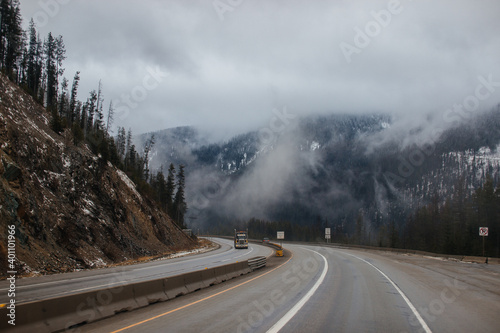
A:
[[79, 243, 500, 333], [0, 238, 272, 304]]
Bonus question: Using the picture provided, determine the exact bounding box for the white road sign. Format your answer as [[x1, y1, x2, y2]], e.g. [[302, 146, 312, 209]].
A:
[[325, 228, 331, 235], [479, 227, 489, 236], [277, 231, 285, 240]]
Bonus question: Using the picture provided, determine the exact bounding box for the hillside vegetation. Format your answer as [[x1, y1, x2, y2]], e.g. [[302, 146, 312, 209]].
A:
[[0, 74, 196, 277]]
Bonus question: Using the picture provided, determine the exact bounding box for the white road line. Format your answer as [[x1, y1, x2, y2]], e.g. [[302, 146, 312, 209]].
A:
[[267, 248, 328, 333], [234, 246, 254, 259], [346, 253, 433, 333]]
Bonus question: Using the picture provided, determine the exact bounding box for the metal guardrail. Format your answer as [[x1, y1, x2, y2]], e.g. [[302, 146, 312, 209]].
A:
[[248, 256, 266, 271], [266, 242, 282, 250]]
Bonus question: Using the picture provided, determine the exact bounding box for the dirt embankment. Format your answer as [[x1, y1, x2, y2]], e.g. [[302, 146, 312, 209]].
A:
[[0, 74, 197, 278]]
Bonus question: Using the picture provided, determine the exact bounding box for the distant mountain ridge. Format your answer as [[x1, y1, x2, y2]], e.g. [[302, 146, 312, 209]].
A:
[[138, 113, 392, 174], [138, 107, 500, 237]]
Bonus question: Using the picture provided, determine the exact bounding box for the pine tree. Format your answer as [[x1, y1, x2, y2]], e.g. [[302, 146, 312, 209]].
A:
[[50, 107, 63, 134], [98, 134, 109, 163], [95, 100, 105, 134], [142, 134, 155, 181], [153, 167, 168, 211], [55, 35, 65, 86], [125, 128, 133, 166], [106, 101, 114, 135], [107, 136, 120, 167], [71, 122, 84, 146], [42, 33, 65, 109], [127, 144, 138, 172], [26, 19, 38, 94], [94, 80, 104, 133], [5, 1, 22, 80], [73, 100, 82, 126], [165, 163, 176, 215], [0, 0, 9, 65], [85, 90, 97, 136], [355, 211, 364, 245], [18, 31, 27, 84], [44, 32, 57, 109], [69, 71, 80, 124], [0, 0, 23, 80], [173, 164, 187, 227], [116, 127, 126, 160], [80, 102, 87, 135], [494, 183, 500, 257], [34, 34, 43, 101], [58, 77, 69, 122]]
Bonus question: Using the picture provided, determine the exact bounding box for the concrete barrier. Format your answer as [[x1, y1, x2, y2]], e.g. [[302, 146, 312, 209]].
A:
[[0, 260, 256, 333], [0, 284, 139, 333], [52, 284, 138, 331], [0, 300, 50, 333], [164, 274, 189, 299], [200, 268, 218, 287], [133, 278, 169, 307], [183, 270, 205, 293], [234, 261, 251, 277], [213, 265, 229, 283], [226, 262, 247, 279]]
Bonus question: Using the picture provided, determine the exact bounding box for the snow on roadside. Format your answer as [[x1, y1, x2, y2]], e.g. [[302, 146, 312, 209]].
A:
[[153, 245, 216, 261]]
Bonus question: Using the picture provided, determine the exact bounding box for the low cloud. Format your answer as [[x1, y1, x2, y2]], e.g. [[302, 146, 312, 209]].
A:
[[19, 0, 500, 138]]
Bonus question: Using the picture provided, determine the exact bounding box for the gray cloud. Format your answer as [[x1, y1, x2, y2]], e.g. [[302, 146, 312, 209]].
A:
[[20, 0, 500, 138]]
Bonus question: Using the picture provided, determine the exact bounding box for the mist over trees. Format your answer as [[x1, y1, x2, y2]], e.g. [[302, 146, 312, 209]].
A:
[[193, 109, 500, 257], [404, 174, 500, 257]]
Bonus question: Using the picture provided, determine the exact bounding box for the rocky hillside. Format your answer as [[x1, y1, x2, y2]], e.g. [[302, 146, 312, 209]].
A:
[[0, 74, 196, 277]]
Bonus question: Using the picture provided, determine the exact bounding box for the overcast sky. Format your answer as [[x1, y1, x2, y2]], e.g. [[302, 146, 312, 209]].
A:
[[20, 0, 500, 139]]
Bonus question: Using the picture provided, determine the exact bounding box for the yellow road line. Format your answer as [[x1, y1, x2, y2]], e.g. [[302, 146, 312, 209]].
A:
[[110, 253, 293, 333]]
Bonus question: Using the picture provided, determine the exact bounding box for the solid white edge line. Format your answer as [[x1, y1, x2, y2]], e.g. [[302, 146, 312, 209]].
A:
[[266, 248, 328, 333], [234, 246, 254, 259], [347, 253, 433, 333]]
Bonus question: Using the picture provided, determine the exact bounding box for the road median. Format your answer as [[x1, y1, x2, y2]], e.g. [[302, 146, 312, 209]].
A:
[[0, 260, 256, 333]]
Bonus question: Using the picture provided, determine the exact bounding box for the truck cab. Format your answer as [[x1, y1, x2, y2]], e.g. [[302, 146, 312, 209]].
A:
[[234, 229, 249, 249]]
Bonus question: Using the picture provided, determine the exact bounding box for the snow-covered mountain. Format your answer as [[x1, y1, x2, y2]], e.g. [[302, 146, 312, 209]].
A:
[[138, 108, 500, 234]]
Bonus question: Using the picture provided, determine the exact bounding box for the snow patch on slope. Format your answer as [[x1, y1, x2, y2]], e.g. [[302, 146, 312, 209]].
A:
[[114, 166, 143, 202]]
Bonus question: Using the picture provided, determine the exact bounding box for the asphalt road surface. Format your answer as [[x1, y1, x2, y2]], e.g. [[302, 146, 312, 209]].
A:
[[0, 238, 272, 304], [79, 242, 500, 333]]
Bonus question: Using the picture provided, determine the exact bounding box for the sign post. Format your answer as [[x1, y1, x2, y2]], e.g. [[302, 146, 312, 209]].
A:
[[325, 228, 331, 243], [479, 227, 488, 259], [276, 231, 285, 256]]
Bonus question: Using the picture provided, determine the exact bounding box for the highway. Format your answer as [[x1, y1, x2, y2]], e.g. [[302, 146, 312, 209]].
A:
[[0, 238, 272, 304], [79, 241, 500, 333]]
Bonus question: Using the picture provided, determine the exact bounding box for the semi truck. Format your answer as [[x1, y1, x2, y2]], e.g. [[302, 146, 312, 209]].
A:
[[234, 229, 249, 249]]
